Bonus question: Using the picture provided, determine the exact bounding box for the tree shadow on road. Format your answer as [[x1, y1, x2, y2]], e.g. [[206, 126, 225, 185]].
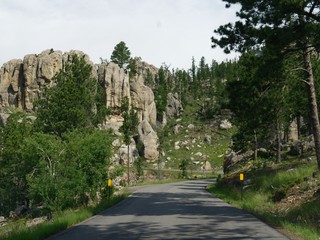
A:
[[49, 180, 287, 240]]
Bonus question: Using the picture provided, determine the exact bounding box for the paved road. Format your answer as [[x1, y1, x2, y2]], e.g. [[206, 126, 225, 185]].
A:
[[48, 179, 288, 240]]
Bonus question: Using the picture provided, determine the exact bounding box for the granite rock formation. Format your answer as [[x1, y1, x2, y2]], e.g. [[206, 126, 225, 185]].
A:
[[0, 49, 160, 161]]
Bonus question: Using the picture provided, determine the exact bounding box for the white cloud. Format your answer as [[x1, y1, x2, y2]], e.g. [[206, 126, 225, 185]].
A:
[[0, 0, 239, 69]]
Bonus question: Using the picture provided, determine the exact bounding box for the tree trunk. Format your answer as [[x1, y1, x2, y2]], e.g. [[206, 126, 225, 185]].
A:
[[254, 130, 258, 161], [297, 116, 301, 140], [276, 120, 281, 164], [304, 47, 320, 170], [127, 144, 130, 186]]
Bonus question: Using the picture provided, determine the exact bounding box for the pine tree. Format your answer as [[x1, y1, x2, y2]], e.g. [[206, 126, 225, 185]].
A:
[[212, 0, 320, 169], [110, 41, 131, 68], [35, 54, 96, 137], [119, 97, 139, 185]]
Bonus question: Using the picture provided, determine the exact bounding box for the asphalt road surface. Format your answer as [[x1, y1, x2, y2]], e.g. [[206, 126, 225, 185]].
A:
[[48, 179, 289, 240]]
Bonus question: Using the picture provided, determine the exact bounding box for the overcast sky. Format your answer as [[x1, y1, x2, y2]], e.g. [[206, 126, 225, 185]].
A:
[[0, 0, 239, 70]]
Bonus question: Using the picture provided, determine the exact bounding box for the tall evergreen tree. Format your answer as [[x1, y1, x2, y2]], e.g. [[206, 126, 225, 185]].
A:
[[212, 0, 320, 169], [110, 41, 131, 68], [154, 66, 169, 121], [35, 55, 97, 137], [119, 97, 139, 186]]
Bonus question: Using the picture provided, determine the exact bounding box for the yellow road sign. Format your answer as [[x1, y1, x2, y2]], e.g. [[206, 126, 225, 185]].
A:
[[107, 179, 112, 187], [240, 173, 244, 181]]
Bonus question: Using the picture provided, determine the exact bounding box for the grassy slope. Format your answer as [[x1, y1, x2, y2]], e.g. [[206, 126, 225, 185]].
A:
[[208, 158, 320, 240], [154, 101, 233, 177]]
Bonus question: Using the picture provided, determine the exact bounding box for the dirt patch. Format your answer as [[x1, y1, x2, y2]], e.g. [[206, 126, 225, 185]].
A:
[[273, 178, 319, 215]]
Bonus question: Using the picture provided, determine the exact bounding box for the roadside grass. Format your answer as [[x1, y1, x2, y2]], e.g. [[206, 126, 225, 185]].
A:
[[1, 193, 129, 240], [208, 159, 320, 240], [133, 176, 186, 187], [142, 168, 217, 182]]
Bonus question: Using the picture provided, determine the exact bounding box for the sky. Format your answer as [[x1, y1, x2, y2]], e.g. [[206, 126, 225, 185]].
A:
[[0, 0, 239, 70]]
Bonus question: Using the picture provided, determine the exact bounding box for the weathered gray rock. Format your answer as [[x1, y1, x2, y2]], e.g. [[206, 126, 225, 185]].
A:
[[0, 113, 9, 127], [288, 119, 299, 142], [130, 74, 157, 126], [187, 124, 195, 129], [117, 140, 139, 165], [174, 141, 180, 150], [0, 49, 96, 111], [204, 135, 212, 144], [131, 57, 158, 88], [26, 216, 47, 227], [194, 152, 203, 157], [99, 115, 124, 136], [204, 160, 212, 171], [137, 120, 159, 160], [112, 139, 121, 147], [219, 119, 232, 130], [166, 93, 183, 118], [288, 144, 301, 156], [223, 150, 254, 173], [173, 124, 181, 134], [0, 216, 6, 226], [0, 59, 23, 110], [98, 62, 130, 111], [0, 50, 160, 162]]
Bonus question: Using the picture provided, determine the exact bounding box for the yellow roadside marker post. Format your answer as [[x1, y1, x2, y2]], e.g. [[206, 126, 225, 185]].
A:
[[239, 173, 244, 201], [107, 179, 113, 201]]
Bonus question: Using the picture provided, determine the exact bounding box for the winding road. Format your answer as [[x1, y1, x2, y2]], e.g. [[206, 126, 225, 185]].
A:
[[47, 179, 288, 239]]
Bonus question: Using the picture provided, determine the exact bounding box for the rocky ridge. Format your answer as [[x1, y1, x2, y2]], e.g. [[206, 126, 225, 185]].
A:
[[0, 49, 181, 163]]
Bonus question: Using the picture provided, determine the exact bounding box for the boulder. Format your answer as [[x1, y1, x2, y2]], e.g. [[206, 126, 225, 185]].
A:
[[288, 144, 300, 156], [117, 140, 138, 165], [173, 124, 180, 134], [204, 135, 212, 144], [112, 139, 121, 147], [137, 120, 159, 160], [194, 152, 203, 157], [219, 119, 232, 130], [204, 161, 212, 171], [187, 124, 195, 129], [0, 113, 10, 127], [0, 216, 6, 227], [166, 93, 183, 118], [26, 216, 47, 228], [223, 150, 254, 173], [102, 115, 124, 134]]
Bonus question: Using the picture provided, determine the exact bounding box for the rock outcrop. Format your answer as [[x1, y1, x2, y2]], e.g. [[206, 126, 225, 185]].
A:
[[0, 49, 160, 161], [98, 62, 130, 111], [130, 74, 157, 126], [97, 61, 159, 160], [0, 59, 23, 111], [166, 92, 183, 118], [137, 120, 159, 161], [0, 49, 96, 112]]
